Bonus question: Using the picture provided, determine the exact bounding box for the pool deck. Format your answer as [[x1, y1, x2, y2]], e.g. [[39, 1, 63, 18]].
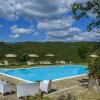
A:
[[0, 74, 100, 100]]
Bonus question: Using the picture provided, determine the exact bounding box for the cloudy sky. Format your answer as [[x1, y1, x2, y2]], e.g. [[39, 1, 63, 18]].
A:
[[0, 0, 99, 42]]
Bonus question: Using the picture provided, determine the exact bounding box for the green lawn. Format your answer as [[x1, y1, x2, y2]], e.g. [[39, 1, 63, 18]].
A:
[[0, 65, 35, 69], [0, 62, 88, 69]]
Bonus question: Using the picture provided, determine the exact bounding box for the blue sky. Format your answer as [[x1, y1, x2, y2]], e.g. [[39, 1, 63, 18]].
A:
[[0, 0, 99, 42]]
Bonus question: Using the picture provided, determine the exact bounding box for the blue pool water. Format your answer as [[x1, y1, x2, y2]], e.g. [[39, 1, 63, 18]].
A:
[[0, 65, 87, 82]]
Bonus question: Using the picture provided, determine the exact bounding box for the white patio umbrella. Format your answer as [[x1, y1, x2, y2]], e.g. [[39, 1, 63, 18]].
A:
[[28, 54, 39, 58], [89, 54, 98, 58], [28, 54, 39, 62], [45, 54, 55, 57], [45, 54, 55, 62], [5, 54, 17, 58], [5, 54, 17, 64]]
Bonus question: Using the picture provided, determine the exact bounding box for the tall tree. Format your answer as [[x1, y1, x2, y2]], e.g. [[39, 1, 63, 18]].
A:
[[72, 0, 100, 92], [71, 0, 100, 32]]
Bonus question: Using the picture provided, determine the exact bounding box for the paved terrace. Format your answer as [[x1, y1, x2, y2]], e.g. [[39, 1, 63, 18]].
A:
[[0, 74, 100, 100]]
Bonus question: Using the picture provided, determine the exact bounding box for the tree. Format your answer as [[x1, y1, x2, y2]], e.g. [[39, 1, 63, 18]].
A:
[[77, 43, 92, 61], [89, 57, 100, 78], [88, 57, 100, 93], [71, 0, 100, 32], [71, 1, 100, 91]]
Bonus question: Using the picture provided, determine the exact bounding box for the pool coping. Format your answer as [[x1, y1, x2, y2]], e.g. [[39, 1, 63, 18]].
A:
[[0, 65, 88, 83], [0, 72, 33, 83]]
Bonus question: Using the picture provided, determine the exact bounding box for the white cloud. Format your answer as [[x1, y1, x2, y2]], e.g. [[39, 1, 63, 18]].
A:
[[77, 31, 100, 42], [10, 25, 34, 38], [0, 0, 69, 20], [0, 0, 17, 20], [37, 16, 80, 42], [0, 0, 91, 21], [1, 0, 88, 21], [69, 31, 100, 42], [15, 0, 89, 20], [37, 17, 75, 31], [15, 0, 62, 20], [9, 34, 20, 38], [46, 27, 81, 39], [0, 0, 98, 42], [11, 25, 34, 34], [46, 29, 100, 42]]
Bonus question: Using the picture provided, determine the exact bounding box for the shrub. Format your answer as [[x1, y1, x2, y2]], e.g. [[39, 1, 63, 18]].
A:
[[88, 57, 100, 79]]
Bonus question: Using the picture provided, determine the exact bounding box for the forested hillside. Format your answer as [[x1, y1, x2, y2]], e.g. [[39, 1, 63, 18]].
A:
[[0, 42, 100, 63]]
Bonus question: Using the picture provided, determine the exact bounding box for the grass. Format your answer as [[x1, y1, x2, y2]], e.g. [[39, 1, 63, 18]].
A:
[[76, 62, 88, 66], [0, 64, 51, 69], [0, 62, 89, 69], [0, 65, 30, 69]]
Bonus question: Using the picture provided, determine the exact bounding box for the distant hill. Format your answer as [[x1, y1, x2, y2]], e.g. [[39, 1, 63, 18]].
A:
[[0, 42, 100, 63]]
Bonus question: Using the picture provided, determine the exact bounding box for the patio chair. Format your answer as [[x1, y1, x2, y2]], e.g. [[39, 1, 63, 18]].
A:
[[40, 80, 52, 94], [60, 61, 66, 64], [62, 61, 66, 64], [0, 62, 4, 66], [26, 61, 35, 66], [0, 80, 12, 95], [17, 82, 40, 99], [43, 61, 52, 65], [4, 61, 9, 65], [56, 61, 60, 64], [46, 61, 52, 65], [40, 61, 45, 65]]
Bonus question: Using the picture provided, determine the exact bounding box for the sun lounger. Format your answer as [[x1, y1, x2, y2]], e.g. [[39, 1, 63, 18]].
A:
[[0, 62, 4, 66], [12, 62, 20, 66], [60, 61, 66, 64], [0, 80, 12, 95], [40, 61, 52, 65], [4, 61, 9, 65], [26, 61, 35, 66], [56, 61, 60, 64], [40, 80, 52, 93], [40, 61, 44, 65], [17, 82, 40, 99], [44, 61, 52, 65]]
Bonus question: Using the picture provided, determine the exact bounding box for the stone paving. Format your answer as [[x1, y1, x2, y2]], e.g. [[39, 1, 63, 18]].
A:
[[0, 74, 100, 100]]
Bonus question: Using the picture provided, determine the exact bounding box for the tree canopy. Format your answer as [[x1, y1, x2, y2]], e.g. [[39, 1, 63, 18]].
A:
[[0, 42, 99, 63], [71, 0, 100, 32]]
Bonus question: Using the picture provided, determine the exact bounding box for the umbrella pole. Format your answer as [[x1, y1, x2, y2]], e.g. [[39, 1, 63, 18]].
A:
[[10, 57, 11, 65]]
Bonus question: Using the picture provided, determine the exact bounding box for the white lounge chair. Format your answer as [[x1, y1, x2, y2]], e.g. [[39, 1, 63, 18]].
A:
[[40, 80, 52, 94], [69, 61, 72, 64], [26, 61, 35, 66], [4, 61, 9, 65], [0, 62, 4, 66], [56, 61, 60, 64], [44, 61, 52, 65], [17, 83, 40, 99], [47, 61, 52, 65], [40, 61, 46, 65], [0, 80, 12, 95], [60, 61, 66, 64]]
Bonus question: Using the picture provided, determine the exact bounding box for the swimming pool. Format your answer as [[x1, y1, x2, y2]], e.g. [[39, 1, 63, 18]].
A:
[[0, 65, 87, 82]]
